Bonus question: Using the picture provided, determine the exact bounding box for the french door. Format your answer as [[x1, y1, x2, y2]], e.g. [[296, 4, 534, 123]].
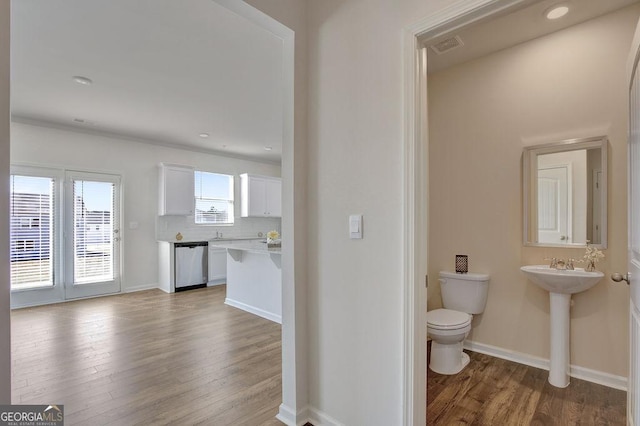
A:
[[64, 171, 121, 299], [9, 167, 121, 307]]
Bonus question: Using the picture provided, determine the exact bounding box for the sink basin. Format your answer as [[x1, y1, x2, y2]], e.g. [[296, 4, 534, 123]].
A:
[[520, 264, 604, 388], [520, 265, 604, 294]]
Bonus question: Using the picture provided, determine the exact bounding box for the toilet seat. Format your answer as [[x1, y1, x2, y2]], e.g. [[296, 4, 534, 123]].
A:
[[427, 308, 471, 330]]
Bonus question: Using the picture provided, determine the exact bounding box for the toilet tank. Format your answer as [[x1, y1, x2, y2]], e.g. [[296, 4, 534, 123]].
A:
[[439, 271, 490, 314]]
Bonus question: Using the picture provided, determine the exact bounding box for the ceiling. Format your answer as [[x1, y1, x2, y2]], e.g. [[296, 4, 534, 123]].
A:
[[10, 0, 284, 163], [423, 0, 640, 73]]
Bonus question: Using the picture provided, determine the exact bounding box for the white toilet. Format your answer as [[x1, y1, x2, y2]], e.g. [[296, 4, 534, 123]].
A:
[[427, 271, 490, 375]]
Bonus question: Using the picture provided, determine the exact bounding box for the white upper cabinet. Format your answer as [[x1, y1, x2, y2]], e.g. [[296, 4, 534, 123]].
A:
[[159, 163, 194, 216], [240, 173, 282, 217]]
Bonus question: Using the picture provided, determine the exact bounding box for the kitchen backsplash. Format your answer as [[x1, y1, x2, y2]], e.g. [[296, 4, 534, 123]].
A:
[[156, 215, 281, 242]]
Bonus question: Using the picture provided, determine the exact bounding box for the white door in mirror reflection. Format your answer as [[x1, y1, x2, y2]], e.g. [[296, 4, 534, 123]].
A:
[[538, 166, 570, 244], [592, 170, 602, 245]]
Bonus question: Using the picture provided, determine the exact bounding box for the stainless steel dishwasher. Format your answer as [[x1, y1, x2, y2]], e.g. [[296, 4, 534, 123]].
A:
[[174, 242, 208, 292]]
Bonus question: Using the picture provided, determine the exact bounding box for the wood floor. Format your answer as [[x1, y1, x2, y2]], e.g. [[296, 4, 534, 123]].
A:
[[13, 289, 627, 425], [11, 286, 285, 426], [427, 342, 627, 425]]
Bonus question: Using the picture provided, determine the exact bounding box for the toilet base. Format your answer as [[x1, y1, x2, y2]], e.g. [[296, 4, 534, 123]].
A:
[[429, 341, 470, 375]]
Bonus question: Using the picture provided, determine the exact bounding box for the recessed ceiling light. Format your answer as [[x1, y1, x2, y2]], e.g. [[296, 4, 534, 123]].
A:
[[72, 75, 93, 85], [545, 5, 569, 20], [199, 133, 209, 138], [264, 146, 273, 151]]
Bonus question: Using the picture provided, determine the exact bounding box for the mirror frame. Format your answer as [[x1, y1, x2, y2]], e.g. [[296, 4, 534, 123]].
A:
[[523, 136, 608, 248]]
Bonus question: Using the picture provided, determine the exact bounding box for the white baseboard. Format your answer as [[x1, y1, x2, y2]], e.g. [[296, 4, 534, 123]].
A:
[[275, 404, 296, 425], [305, 406, 344, 426], [276, 404, 343, 426], [463, 340, 627, 391], [224, 298, 281, 324], [123, 283, 158, 293], [276, 404, 317, 426]]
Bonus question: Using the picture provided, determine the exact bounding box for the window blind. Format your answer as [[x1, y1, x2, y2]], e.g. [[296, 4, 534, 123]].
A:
[[10, 175, 54, 289], [73, 180, 115, 284], [194, 171, 234, 224]]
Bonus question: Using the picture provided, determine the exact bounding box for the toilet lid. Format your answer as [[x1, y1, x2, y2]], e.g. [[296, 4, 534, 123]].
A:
[[427, 309, 471, 329]]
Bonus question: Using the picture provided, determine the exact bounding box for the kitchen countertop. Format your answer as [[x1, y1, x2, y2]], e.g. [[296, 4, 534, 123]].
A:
[[157, 237, 264, 244], [208, 239, 281, 255]]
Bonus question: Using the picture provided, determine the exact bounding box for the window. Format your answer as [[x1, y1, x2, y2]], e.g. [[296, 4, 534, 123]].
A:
[[194, 171, 234, 225], [10, 175, 55, 289]]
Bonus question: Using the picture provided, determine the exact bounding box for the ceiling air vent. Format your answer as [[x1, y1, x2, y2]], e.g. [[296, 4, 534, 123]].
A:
[[429, 35, 464, 55]]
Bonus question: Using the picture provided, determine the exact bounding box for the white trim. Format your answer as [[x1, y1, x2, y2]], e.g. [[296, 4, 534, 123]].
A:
[[464, 340, 628, 391], [11, 296, 66, 310], [403, 2, 539, 423], [305, 405, 345, 426], [408, 0, 529, 38], [276, 404, 313, 426], [211, 0, 301, 418], [276, 404, 344, 426], [123, 283, 158, 293], [275, 404, 297, 426], [627, 12, 640, 90], [10, 288, 130, 310], [225, 297, 282, 324], [401, 28, 427, 426]]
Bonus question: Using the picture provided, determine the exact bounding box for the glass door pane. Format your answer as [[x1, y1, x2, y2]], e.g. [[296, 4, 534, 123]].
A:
[[9, 175, 54, 290], [73, 180, 114, 284], [65, 172, 121, 299]]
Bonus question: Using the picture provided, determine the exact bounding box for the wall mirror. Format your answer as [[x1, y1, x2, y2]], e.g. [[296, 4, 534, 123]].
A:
[[523, 136, 608, 248]]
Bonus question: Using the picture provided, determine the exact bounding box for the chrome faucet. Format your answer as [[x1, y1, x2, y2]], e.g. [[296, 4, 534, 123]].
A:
[[544, 257, 574, 270]]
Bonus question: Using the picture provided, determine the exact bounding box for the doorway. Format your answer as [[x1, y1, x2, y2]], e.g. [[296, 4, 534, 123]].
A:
[[9, 167, 122, 308], [405, 0, 635, 423]]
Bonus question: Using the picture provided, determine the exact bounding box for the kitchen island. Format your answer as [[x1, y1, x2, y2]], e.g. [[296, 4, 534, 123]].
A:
[[208, 240, 282, 324]]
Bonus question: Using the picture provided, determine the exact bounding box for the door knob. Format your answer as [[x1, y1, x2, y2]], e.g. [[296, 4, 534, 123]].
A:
[[611, 272, 630, 285]]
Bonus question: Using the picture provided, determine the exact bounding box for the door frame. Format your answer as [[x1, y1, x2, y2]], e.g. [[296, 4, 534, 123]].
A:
[[211, 1, 301, 424], [63, 170, 122, 300], [402, 0, 531, 423], [8, 165, 65, 308], [627, 14, 640, 426], [8, 167, 124, 307]]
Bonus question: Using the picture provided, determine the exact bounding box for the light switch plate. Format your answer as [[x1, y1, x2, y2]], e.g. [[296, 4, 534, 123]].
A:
[[349, 214, 363, 239]]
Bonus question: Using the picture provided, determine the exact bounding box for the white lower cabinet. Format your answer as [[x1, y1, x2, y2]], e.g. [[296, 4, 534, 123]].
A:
[[208, 247, 227, 284]]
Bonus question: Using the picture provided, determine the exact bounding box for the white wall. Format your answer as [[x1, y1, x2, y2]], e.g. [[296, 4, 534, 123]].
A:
[[0, 0, 11, 404], [301, 1, 441, 424], [249, 0, 448, 423], [11, 121, 280, 292]]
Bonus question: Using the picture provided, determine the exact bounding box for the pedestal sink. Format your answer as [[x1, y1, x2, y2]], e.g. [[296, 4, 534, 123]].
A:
[[520, 265, 604, 387]]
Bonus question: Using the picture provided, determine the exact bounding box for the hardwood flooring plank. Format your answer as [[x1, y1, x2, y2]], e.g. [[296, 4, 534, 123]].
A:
[[427, 342, 626, 426], [12, 286, 283, 426]]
